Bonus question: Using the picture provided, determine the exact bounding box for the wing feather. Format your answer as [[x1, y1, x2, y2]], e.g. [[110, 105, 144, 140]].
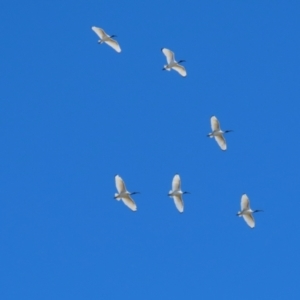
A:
[[115, 175, 126, 194], [210, 116, 220, 131], [214, 135, 227, 150], [172, 64, 187, 77], [162, 48, 175, 64], [172, 174, 181, 191], [91, 26, 106, 39], [105, 38, 121, 53], [243, 213, 255, 228], [173, 195, 184, 213], [121, 195, 137, 211], [241, 194, 250, 210]]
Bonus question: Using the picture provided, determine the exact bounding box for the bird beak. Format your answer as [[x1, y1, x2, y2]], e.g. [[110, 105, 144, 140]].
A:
[[131, 192, 140, 195]]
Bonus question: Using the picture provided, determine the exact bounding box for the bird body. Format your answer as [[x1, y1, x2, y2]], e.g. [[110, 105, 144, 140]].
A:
[[161, 48, 187, 77], [92, 26, 121, 53], [114, 175, 138, 211]]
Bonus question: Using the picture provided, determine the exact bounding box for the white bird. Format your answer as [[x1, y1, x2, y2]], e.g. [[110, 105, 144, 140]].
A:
[[114, 175, 139, 211], [161, 48, 187, 77], [168, 174, 190, 213], [207, 116, 233, 151], [237, 194, 263, 228], [91, 26, 121, 53]]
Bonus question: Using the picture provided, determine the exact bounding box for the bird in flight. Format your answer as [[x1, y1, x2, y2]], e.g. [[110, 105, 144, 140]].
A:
[[92, 26, 121, 53], [168, 174, 190, 213], [207, 116, 233, 150], [237, 194, 263, 228], [161, 48, 187, 77], [114, 175, 139, 211]]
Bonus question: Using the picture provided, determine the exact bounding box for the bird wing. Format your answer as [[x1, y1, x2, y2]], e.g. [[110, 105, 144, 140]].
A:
[[210, 116, 220, 131], [241, 194, 250, 210], [105, 38, 121, 53], [162, 48, 175, 64], [243, 213, 255, 228], [172, 174, 181, 191], [91, 26, 107, 39], [214, 135, 227, 150], [115, 175, 126, 194], [121, 195, 137, 211], [173, 195, 184, 213], [172, 64, 187, 77]]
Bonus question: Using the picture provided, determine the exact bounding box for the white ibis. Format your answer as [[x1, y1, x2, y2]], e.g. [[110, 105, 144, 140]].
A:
[[161, 48, 187, 77], [237, 194, 263, 228], [168, 174, 190, 213], [114, 175, 139, 211], [92, 26, 121, 53], [207, 116, 232, 150]]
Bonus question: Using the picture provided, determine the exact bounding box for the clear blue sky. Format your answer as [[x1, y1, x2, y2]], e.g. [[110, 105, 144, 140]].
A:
[[1, 1, 300, 299]]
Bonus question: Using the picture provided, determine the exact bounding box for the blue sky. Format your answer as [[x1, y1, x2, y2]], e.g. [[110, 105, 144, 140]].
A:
[[1, 1, 300, 299]]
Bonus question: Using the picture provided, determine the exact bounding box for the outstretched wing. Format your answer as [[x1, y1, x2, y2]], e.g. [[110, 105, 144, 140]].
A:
[[162, 48, 175, 64], [173, 195, 184, 213], [241, 194, 250, 210], [115, 175, 126, 194], [121, 195, 137, 211], [105, 38, 121, 53], [172, 174, 181, 191], [172, 64, 187, 77], [210, 116, 220, 131], [243, 213, 255, 228], [214, 135, 227, 150], [91, 26, 106, 39]]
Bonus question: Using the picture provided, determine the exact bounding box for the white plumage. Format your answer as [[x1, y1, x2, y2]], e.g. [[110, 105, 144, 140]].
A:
[[114, 175, 138, 211], [237, 194, 263, 228], [168, 174, 190, 213], [92, 26, 121, 53], [161, 48, 187, 77], [207, 116, 232, 151]]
